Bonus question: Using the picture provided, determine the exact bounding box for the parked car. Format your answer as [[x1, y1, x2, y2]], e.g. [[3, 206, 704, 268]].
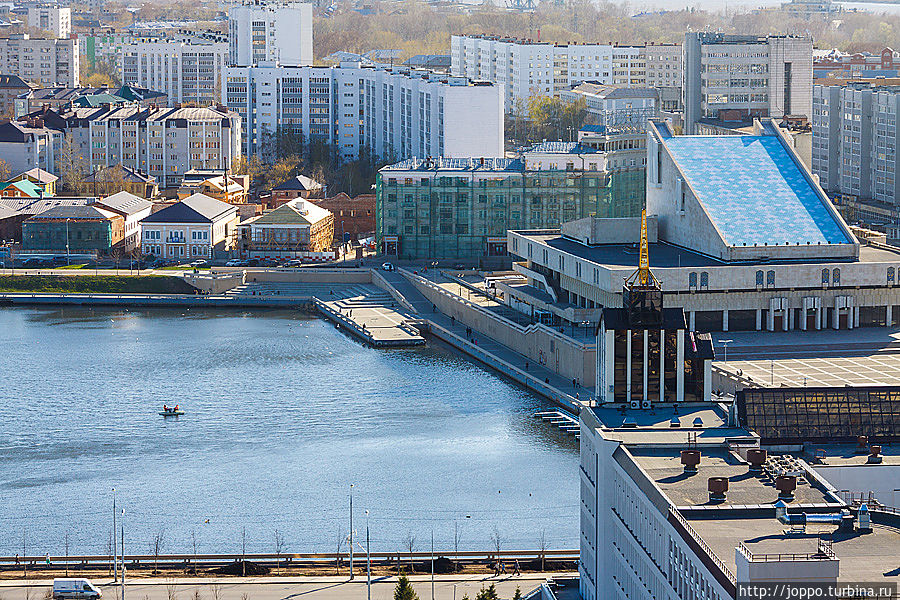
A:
[[190, 259, 208, 267], [225, 259, 244, 267], [246, 258, 260, 267], [52, 579, 101, 600], [381, 262, 395, 271], [285, 259, 303, 267]]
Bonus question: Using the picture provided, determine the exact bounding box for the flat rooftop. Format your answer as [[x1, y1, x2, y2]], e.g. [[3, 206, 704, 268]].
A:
[[593, 404, 754, 446], [718, 355, 900, 388], [662, 135, 853, 247], [516, 233, 900, 269], [689, 515, 900, 585], [629, 447, 834, 507]]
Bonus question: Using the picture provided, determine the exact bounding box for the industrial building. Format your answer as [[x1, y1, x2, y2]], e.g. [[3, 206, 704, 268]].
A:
[[376, 135, 646, 261], [507, 119, 900, 335], [683, 33, 813, 134], [225, 62, 504, 163]]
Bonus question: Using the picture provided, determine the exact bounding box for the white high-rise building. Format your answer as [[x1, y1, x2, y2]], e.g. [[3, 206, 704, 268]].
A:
[[228, 0, 313, 67], [450, 35, 681, 112], [225, 62, 504, 162], [122, 34, 228, 106], [683, 32, 813, 134], [0, 35, 79, 87], [26, 6, 71, 39]]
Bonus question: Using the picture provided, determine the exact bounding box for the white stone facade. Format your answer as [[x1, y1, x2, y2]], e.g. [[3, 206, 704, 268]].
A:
[[27, 7, 71, 39], [0, 35, 79, 87], [228, 1, 313, 67], [122, 37, 228, 106]]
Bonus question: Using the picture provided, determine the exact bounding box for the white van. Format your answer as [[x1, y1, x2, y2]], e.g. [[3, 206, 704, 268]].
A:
[[52, 579, 102, 600]]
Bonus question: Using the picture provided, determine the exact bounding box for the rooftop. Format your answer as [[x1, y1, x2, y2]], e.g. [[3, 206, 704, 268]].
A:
[[662, 134, 852, 247], [381, 157, 523, 173], [96, 191, 152, 216], [141, 193, 235, 224], [26, 205, 117, 220], [689, 514, 900, 585]]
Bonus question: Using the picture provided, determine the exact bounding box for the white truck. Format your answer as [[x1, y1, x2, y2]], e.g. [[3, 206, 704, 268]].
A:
[[52, 579, 102, 599]]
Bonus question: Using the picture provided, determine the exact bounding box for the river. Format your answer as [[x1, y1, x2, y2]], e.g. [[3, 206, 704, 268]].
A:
[[0, 307, 578, 557]]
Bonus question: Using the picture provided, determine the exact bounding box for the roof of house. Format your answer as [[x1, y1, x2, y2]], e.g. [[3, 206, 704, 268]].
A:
[[0, 180, 41, 197], [72, 92, 130, 107], [403, 54, 452, 69], [82, 164, 156, 184], [0, 74, 34, 89], [0, 197, 96, 216], [26, 205, 118, 221], [567, 82, 658, 100], [526, 141, 601, 154], [662, 134, 854, 247], [246, 199, 332, 226], [0, 120, 54, 143], [95, 191, 152, 216], [13, 168, 58, 184], [273, 175, 323, 191], [141, 193, 236, 224]]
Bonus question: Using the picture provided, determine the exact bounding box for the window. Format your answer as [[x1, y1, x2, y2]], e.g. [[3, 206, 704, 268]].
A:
[[756, 270, 764, 287], [822, 268, 830, 284], [832, 268, 840, 285], [689, 272, 698, 288], [889, 267, 895, 283], [700, 272, 709, 290], [766, 270, 775, 288]]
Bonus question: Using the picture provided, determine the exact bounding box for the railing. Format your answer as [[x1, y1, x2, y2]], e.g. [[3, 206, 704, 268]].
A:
[[668, 508, 737, 595], [736, 542, 836, 562], [0, 549, 578, 570]]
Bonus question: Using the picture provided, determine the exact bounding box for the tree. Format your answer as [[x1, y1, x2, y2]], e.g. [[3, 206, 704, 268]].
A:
[[0, 158, 10, 182], [538, 529, 548, 572], [404, 531, 416, 573], [474, 584, 498, 600], [393, 573, 419, 600], [190, 530, 199, 574], [489, 525, 501, 556], [149, 530, 164, 574], [453, 521, 461, 565], [513, 587, 522, 600], [273, 529, 285, 574], [57, 137, 88, 195]]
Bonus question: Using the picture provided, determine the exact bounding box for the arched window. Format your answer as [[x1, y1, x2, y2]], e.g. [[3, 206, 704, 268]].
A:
[[756, 270, 764, 287], [700, 272, 709, 289], [689, 272, 698, 288], [888, 267, 895, 283], [832, 268, 841, 285], [766, 270, 776, 287], [822, 268, 830, 284]]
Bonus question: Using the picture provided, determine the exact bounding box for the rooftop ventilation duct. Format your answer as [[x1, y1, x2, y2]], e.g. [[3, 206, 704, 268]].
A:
[[681, 449, 701, 474]]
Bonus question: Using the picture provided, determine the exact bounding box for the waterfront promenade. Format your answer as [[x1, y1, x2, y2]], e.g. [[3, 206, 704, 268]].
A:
[[0, 573, 566, 600]]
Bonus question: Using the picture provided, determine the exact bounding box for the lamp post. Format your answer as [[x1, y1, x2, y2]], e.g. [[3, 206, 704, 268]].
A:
[[720, 339, 732, 363], [112, 488, 117, 582], [365, 510, 371, 600], [65, 218, 70, 266], [120, 508, 125, 600], [349, 484, 354, 580]]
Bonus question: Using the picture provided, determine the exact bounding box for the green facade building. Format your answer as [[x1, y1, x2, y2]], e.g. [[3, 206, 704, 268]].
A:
[[376, 140, 646, 261]]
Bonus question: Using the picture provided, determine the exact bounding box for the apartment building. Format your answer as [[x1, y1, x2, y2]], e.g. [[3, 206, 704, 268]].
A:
[[376, 135, 646, 260], [0, 35, 79, 87], [0, 118, 63, 173], [122, 34, 228, 106], [228, 0, 313, 67], [30, 104, 241, 188], [225, 62, 504, 162], [26, 6, 71, 39], [559, 84, 658, 131], [812, 83, 900, 235], [450, 35, 682, 112], [683, 32, 813, 134], [78, 30, 131, 69]]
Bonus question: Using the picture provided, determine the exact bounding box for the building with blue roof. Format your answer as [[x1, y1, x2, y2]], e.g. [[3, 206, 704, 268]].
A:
[[505, 119, 900, 335]]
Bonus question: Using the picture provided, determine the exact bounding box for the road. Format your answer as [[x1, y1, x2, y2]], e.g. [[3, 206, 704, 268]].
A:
[[0, 574, 557, 600]]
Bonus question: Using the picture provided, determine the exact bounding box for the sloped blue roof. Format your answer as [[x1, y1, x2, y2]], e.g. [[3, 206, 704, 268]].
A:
[[663, 135, 853, 247]]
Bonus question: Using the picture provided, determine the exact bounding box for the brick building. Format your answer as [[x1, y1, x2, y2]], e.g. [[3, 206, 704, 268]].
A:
[[314, 193, 374, 245]]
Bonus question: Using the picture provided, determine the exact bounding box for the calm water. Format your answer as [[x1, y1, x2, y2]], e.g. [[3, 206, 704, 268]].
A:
[[0, 307, 578, 556]]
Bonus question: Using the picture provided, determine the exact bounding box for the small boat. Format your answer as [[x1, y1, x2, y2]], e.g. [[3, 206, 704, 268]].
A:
[[159, 407, 184, 417]]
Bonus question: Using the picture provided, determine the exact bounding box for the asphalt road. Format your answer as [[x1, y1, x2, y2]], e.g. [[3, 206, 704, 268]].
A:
[[0, 574, 552, 600]]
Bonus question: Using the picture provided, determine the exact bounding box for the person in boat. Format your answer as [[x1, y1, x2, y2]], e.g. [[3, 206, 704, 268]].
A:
[[163, 404, 169, 412], [174, 404, 179, 412]]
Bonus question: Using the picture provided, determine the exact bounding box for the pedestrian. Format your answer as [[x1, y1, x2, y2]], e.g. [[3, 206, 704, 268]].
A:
[[525, 361, 529, 370], [499, 561, 507, 574], [573, 378, 577, 388], [14, 554, 18, 565], [513, 559, 521, 576]]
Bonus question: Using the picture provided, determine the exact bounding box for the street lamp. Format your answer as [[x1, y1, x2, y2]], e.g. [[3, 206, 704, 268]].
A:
[[112, 488, 117, 582], [120, 508, 125, 600], [65, 218, 70, 266], [720, 339, 733, 363], [349, 484, 354, 580], [365, 510, 371, 600]]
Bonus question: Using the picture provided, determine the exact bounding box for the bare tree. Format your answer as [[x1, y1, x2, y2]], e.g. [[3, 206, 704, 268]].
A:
[[334, 530, 344, 575], [210, 584, 221, 600], [0, 158, 10, 182], [190, 530, 199, 574], [240, 594, 249, 600], [107, 531, 115, 577], [165, 580, 177, 600], [57, 137, 87, 195], [149, 530, 165, 574], [538, 529, 548, 572], [490, 525, 502, 557], [273, 529, 285, 574], [65, 531, 69, 577], [404, 531, 416, 573], [191, 588, 201, 600], [453, 522, 462, 566]]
